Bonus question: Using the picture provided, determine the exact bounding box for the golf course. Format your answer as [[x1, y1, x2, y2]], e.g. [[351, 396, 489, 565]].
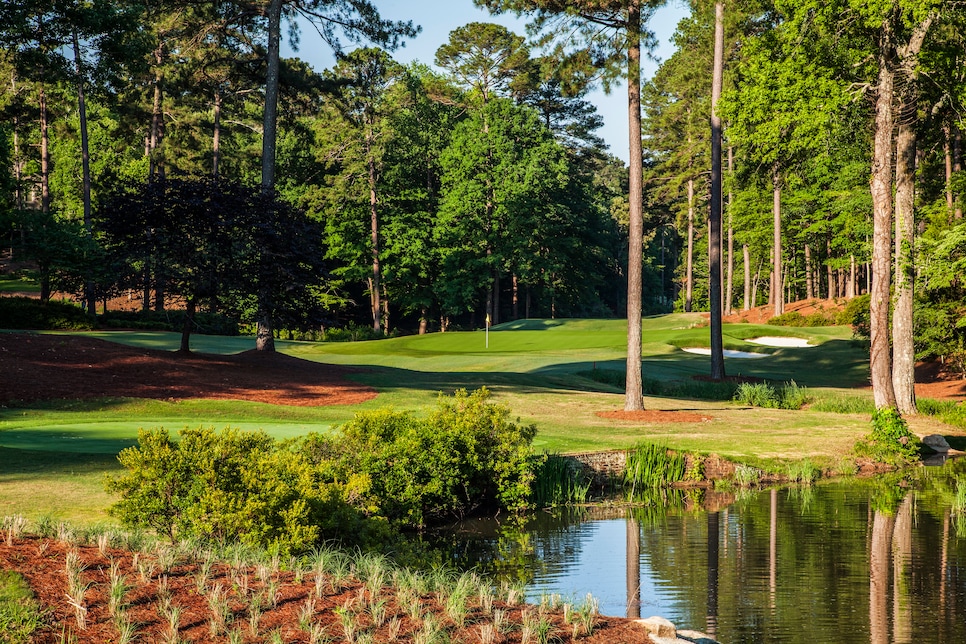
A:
[[3, 314, 963, 526]]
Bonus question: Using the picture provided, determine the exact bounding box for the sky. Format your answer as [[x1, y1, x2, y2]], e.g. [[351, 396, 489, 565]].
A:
[[282, 0, 692, 163]]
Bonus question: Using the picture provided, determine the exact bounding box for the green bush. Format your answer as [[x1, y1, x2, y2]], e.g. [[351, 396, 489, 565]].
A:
[[0, 296, 94, 330], [106, 426, 359, 555], [332, 388, 537, 528], [853, 408, 921, 466]]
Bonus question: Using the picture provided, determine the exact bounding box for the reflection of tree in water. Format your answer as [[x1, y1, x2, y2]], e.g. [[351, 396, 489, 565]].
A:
[[428, 508, 597, 586], [427, 467, 966, 643]]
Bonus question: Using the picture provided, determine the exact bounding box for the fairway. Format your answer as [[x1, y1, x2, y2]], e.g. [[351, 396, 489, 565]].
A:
[[6, 314, 957, 524]]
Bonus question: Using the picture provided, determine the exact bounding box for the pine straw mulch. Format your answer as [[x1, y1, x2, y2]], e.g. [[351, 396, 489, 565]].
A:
[[0, 332, 375, 407], [0, 536, 655, 644]]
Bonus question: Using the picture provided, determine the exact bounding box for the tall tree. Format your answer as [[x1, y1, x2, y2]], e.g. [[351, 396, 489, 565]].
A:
[[480, 0, 666, 411], [325, 47, 404, 333]]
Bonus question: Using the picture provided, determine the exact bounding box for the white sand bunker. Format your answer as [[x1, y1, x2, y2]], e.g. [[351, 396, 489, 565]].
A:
[[681, 347, 768, 359], [747, 336, 814, 348]]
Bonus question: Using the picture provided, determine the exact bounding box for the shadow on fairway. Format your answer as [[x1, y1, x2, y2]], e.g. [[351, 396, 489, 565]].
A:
[[0, 445, 122, 478]]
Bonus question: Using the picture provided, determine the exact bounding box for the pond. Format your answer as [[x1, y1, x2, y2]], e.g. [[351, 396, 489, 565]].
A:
[[434, 460, 966, 644]]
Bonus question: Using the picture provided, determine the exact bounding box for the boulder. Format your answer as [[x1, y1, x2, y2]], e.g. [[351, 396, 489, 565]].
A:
[[637, 616, 677, 639], [922, 434, 951, 453]]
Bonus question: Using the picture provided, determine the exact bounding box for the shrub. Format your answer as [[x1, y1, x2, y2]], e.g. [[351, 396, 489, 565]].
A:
[[106, 427, 357, 555], [331, 388, 537, 528], [0, 296, 94, 330], [853, 408, 921, 466], [100, 310, 239, 335], [733, 381, 811, 410]]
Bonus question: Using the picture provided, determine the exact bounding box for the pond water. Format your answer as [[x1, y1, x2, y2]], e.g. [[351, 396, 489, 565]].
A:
[[434, 461, 966, 644]]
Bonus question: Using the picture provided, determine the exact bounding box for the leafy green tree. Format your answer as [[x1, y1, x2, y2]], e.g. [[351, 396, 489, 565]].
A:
[[435, 98, 572, 323], [323, 47, 404, 333]]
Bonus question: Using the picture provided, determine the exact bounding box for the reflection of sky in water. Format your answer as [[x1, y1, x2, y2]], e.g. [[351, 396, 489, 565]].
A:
[[525, 519, 686, 620]]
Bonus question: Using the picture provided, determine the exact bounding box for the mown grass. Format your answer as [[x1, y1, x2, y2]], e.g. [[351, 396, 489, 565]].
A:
[[3, 315, 963, 526]]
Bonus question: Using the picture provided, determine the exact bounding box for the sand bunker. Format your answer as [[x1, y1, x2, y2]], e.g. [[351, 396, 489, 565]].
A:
[[681, 347, 768, 359], [747, 336, 813, 348]]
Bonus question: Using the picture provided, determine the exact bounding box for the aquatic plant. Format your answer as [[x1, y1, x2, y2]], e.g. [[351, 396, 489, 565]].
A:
[[624, 442, 686, 497]]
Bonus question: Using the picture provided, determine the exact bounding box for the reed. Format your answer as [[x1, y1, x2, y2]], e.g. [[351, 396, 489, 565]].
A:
[[624, 442, 686, 498], [531, 455, 592, 507]]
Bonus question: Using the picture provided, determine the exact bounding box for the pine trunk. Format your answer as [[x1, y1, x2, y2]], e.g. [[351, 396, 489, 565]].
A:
[[624, 0, 645, 411], [708, 1, 725, 380], [73, 31, 96, 315], [742, 244, 751, 311], [685, 177, 695, 313], [772, 163, 783, 317], [256, 0, 283, 351]]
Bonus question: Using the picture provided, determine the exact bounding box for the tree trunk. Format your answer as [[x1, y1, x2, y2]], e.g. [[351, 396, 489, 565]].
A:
[[179, 298, 196, 353], [869, 26, 897, 409], [805, 245, 813, 300], [624, 0, 645, 411], [725, 146, 734, 316], [945, 122, 955, 218], [708, 1, 725, 380], [742, 244, 751, 311], [72, 30, 96, 316], [512, 274, 519, 320], [827, 239, 834, 300], [685, 177, 695, 313], [149, 61, 164, 179], [39, 84, 50, 215], [256, 0, 283, 351], [212, 86, 222, 178], [772, 163, 783, 317], [954, 126, 962, 220], [368, 134, 382, 333], [419, 308, 428, 335]]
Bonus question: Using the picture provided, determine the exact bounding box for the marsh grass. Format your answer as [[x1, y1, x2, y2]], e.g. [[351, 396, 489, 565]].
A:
[[624, 443, 686, 498], [531, 454, 592, 507]]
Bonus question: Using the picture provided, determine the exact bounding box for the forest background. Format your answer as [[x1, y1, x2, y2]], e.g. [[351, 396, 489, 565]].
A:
[[1, 0, 965, 400]]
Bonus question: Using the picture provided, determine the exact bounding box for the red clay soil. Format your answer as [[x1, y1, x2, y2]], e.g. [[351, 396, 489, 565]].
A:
[[0, 537, 655, 644], [0, 332, 375, 407]]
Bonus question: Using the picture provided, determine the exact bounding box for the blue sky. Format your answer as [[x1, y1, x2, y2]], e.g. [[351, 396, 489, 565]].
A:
[[283, 0, 691, 163]]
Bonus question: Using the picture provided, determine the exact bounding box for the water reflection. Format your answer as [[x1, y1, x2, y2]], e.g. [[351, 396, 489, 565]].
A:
[[435, 460, 966, 644]]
